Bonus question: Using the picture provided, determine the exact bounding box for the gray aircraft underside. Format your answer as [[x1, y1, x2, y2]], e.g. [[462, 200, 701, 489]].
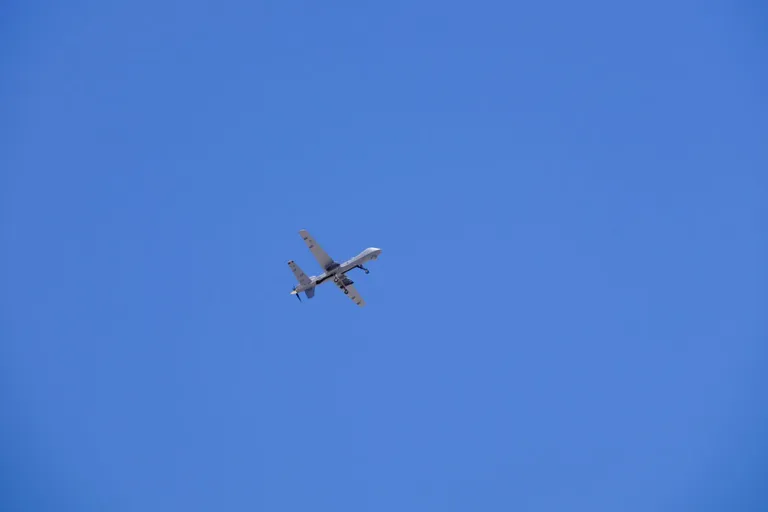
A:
[[288, 229, 382, 307]]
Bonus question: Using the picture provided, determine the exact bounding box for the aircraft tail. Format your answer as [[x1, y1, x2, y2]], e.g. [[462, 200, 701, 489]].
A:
[[288, 260, 312, 286]]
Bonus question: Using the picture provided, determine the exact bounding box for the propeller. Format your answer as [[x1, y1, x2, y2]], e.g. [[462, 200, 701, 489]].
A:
[[292, 285, 302, 303]]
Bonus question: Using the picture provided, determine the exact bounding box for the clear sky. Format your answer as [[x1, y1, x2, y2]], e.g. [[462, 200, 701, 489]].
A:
[[2, 1, 766, 511]]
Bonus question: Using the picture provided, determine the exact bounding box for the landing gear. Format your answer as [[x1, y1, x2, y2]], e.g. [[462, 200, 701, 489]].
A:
[[344, 289, 349, 295], [358, 265, 370, 274]]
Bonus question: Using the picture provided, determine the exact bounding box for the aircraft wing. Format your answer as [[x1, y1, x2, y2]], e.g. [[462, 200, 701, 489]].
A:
[[334, 275, 366, 307], [299, 229, 335, 270]]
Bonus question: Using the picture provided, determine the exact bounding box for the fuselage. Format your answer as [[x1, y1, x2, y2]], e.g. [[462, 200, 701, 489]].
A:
[[293, 247, 381, 293]]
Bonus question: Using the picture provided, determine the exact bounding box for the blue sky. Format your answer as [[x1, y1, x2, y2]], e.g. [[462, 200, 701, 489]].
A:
[[1, 1, 766, 510]]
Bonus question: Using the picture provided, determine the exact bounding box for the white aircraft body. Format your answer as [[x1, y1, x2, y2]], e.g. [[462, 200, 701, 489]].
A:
[[288, 229, 382, 307]]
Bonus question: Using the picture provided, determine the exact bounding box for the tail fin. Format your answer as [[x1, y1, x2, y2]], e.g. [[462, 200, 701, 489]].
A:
[[288, 260, 312, 286]]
